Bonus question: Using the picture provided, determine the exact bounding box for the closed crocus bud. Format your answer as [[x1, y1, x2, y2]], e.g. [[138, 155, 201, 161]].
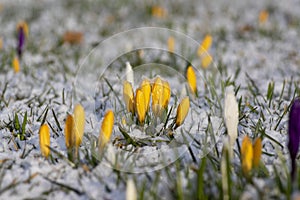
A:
[[123, 81, 135, 115], [186, 66, 197, 95], [241, 135, 253, 175], [175, 97, 190, 128], [39, 124, 50, 158], [167, 36, 175, 53], [12, 55, 20, 73], [152, 77, 164, 117], [135, 89, 146, 124], [126, 179, 137, 200], [288, 98, 300, 180], [252, 137, 262, 168], [139, 78, 151, 112], [126, 62, 134, 87], [65, 114, 75, 149], [224, 86, 239, 150], [16, 21, 28, 58], [197, 34, 212, 57], [161, 80, 171, 109], [74, 104, 85, 147], [99, 110, 114, 150]]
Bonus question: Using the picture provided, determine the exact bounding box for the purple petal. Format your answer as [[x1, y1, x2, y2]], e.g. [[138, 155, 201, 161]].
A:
[[17, 27, 25, 57], [288, 98, 300, 179]]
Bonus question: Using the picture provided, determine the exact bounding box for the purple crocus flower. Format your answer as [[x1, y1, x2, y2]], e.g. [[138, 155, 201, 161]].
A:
[[288, 98, 300, 180], [17, 27, 25, 57]]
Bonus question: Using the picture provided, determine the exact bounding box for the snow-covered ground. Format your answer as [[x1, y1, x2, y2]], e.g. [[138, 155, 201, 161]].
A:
[[1, 0, 300, 199]]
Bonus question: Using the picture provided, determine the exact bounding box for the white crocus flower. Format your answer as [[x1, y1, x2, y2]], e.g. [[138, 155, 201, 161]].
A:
[[126, 179, 137, 200], [126, 62, 134, 87], [224, 86, 239, 155]]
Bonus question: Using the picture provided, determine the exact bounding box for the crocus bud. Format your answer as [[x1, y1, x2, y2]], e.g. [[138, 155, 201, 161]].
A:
[[186, 66, 197, 95], [135, 89, 146, 124], [139, 78, 151, 112], [39, 124, 50, 158], [152, 77, 164, 117], [288, 98, 300, 180], [126, 62, 134, 87], [16, 21, 28, 58], [167, 36, 175, 53], [12, 55, 20, 73], [197, 34, 212, 57], [65, 114, 75, 149], [123, 81, 135, 115], [175, 97, 190, 128], [252, 137, 262, 168], [241, 135, 253, 175], [224, 86, 239, 150], [161, 80, 171, 109], [74, 104, 85, 147], [99, 110, 114, 150]]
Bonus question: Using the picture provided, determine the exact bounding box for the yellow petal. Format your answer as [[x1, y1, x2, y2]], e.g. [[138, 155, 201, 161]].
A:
[[65, 114, 75, 149], [140, 79, 151, 112], [197, 34, 212, 56], [241, 135, 253, 175], [152, 77, 164, 116], [99, 110, 114, 149], [12, 56, 20, 73], [74, 104, 85, 147], [201, 54, 213, 69], [161, 81, 171, 109], [135, 89, 146, 124], [123, 81, 135, 114], [253, 137, 262, 168], [167, 36, 175, 53], [175, 97, 190, 128], [17, 21, 29, 38], [186, 66, 197, 94], [39, 124, 50, 158]]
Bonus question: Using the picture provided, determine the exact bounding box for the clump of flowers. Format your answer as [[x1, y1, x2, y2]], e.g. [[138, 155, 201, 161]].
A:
[[64, 104, 85, 160], [121, 76, 190, 141]]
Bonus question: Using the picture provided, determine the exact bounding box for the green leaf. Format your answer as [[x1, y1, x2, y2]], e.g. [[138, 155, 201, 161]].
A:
[[14, 113, 20, 132]]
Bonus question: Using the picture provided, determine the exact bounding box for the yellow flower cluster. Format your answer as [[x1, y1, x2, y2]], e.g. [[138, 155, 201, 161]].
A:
[[123, 76, 190, 128]]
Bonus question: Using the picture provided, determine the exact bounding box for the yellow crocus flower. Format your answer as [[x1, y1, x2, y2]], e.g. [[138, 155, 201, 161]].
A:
[[39, 124, 50, 158], [123, 81, 135, 114], [197, 34, 212, 56], [74, 104, 85, 147], [175, 97, 190, 128], [186, 66, 197, 94], [241, 135, 253, 175], [135, 89, 147, 124], [12, 56, 20, 73], [99, 110, 114, 149], [65, 114, 75, 149], [139, 79, 151, 112], [253, 137, 262, 168]]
